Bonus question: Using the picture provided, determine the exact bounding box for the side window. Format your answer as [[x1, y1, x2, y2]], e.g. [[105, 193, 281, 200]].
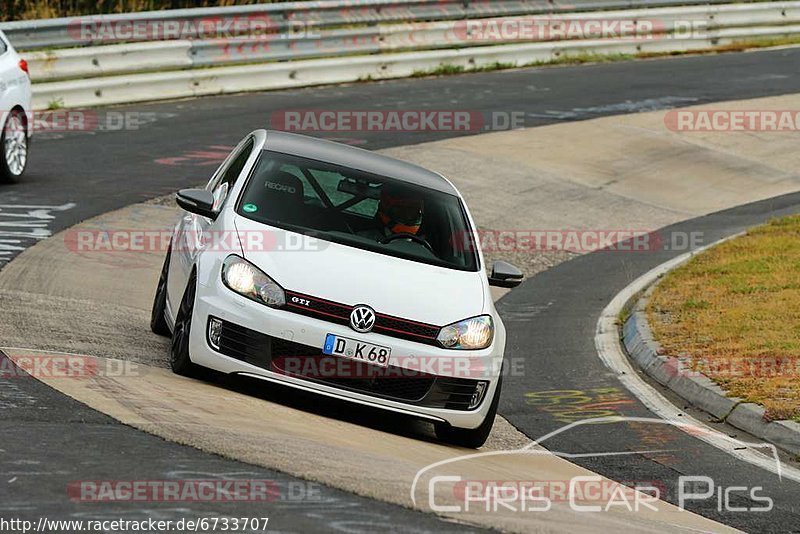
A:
[[0, 36, 7, 55], [210, 138, 254, 211]]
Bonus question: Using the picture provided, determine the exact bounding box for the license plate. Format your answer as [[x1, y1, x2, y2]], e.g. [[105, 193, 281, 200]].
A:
[[323, 334, 391, 368]]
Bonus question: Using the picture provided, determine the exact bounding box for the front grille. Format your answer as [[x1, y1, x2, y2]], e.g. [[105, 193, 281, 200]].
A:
[[283, 290, 440, 346], [210, 317, 485, 411], [373, 313, 439, 341]]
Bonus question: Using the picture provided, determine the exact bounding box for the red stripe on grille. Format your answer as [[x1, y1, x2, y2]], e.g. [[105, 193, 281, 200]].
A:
[[285, 302, 348, 321], [373, 324, 437, 339], [286, 291, 351, 309], [284, 290, 441, 344], [375, 312, 438, 328]]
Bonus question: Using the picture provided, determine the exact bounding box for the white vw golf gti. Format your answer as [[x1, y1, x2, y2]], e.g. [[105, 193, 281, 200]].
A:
[[152, 130, 523, 448]]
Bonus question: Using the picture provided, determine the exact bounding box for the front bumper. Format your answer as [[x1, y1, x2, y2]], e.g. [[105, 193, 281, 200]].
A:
[[188, 276, 504, 429]]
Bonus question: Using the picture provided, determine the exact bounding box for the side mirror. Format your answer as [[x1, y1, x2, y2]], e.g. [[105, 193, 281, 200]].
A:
[[176, 188, 217, 220], [488, 260, 524, 288]]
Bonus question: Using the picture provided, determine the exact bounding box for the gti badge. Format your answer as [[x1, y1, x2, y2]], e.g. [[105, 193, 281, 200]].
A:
[[350, 305, 376, 333]]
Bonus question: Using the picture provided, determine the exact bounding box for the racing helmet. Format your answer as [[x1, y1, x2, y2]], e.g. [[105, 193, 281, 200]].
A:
[[377, 184, 424, 235]]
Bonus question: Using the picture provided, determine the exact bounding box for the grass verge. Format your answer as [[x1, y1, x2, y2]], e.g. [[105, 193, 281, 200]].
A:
[[647, 215, 800, 423]]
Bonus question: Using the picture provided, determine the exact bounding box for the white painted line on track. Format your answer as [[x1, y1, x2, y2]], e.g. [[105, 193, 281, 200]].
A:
[[0, 203, 76, 265]]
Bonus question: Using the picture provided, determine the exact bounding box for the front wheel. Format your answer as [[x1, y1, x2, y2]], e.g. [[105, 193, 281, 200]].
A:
[[435, 376, 502, 449], [170, 274, 202, 377], [0, 109, 28, 182]]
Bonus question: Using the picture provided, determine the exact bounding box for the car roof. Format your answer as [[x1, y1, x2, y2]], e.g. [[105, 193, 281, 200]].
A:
[[263, 130, 458, 196]]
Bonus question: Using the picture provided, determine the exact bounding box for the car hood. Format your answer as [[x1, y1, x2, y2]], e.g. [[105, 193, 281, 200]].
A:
[[234, 215, 485, 325]]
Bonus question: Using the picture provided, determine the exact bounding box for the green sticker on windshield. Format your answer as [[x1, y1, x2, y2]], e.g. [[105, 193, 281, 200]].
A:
[[243, 203, 258, 213]]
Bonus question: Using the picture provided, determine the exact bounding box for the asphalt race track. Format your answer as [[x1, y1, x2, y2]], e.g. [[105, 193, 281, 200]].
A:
[[3, 47, 800, 532]]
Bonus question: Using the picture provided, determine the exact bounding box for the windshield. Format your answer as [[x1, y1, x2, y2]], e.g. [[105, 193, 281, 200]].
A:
[[236, 150, 478, 271]]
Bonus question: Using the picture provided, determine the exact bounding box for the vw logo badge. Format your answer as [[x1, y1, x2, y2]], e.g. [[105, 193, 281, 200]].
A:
[[350, 305, 376, 333]]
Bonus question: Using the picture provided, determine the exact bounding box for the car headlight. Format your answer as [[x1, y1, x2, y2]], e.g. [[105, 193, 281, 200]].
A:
[[437, 315, 493, 350], [222, 255, 285, 308]]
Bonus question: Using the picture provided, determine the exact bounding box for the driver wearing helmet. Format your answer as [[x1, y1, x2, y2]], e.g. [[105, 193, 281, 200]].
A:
[[376, 184, 424, 237]]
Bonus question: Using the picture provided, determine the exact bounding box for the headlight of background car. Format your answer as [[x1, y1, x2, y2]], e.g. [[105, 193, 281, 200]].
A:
[[437, 315, 493, 350], [222, 255, 285, 308]]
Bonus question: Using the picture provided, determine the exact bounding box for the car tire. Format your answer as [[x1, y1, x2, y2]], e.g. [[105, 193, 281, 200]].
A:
[[435, 376, 502, 449], [170, 274, 202, 377], [0, 109, 28, 183], [150, 248, 172, 336]]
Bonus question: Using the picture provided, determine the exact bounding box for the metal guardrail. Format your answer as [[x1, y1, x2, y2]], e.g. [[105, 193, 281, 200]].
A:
[[178, 2, 800, 65], [1, 0, 751, 50], [24, 2, 800, 82], [30, 21, 800, 109]]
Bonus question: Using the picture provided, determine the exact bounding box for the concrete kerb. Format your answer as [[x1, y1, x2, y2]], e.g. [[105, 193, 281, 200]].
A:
[[620, 248, 800, 456]]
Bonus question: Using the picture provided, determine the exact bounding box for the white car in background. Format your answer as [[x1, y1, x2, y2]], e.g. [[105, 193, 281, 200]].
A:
[[151, 130, 524, 448], [0, 30, 30, 182]]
